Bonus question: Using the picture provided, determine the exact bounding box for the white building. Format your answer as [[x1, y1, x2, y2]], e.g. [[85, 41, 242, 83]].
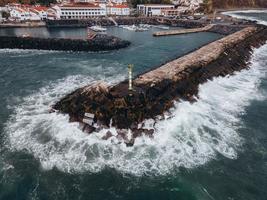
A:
[[52, 3, 106, 19], [7, 4, 49, 21], [10, 7, 41, 21], [46, 8, 58, 20], [29, 6, 48, 20], [106, 4, 129, 16], [137, 4, 175, 16]]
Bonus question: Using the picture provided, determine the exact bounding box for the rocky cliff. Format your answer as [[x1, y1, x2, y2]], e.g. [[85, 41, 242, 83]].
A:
[[171, 0, 267, 14], [211, 0, 267, 9]]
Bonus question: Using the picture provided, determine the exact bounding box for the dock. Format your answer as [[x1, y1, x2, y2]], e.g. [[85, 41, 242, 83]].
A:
[[153, 24, 214, 37]]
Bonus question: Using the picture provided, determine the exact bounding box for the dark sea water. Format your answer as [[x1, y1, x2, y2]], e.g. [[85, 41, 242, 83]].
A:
[[0, 14, 267, 200]]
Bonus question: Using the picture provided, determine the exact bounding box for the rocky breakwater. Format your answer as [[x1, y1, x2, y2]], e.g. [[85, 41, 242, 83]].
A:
[[0, 34, 130, 52], [53, 25, 267, 146], [46, 17, 205, 29]]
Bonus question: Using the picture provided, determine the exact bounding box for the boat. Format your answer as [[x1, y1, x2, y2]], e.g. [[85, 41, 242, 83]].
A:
[[155, 25, 170, 30], [135, 27, 149, 32], [21, 33, 30, 38], [121, 25, 149, 32], [89, 25, 107, 32]]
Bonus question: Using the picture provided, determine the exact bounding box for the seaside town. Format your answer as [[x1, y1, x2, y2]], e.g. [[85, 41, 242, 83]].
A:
[[0, 0, 205, 23], [0, 0, 267, 198]]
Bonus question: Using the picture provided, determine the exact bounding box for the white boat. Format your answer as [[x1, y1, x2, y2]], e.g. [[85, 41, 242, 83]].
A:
[[156, 25, 170, 30], [121, 25, 149, 32], [125, 25, 137, 31], [89, 25, 107, 32], [135, 27, 149, 32]]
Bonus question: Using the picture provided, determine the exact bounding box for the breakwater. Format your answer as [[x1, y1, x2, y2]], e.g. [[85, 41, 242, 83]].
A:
[[0, 34, 130, 51], [46, 17, 206, 29], [153, 24, 214, 36], [53, 24, 267, 145], [46, 17, 251, 36]]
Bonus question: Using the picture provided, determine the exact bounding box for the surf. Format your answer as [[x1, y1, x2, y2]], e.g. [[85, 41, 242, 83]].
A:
[[3, 42, 267, 176]]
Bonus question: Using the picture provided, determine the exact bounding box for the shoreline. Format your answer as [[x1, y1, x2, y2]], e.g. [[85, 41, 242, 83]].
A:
[[217, 7, 267, 13]]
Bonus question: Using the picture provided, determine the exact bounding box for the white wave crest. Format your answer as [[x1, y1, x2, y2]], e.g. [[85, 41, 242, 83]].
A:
[[223, 10, 267, 25], [4, 43, 267, 176]]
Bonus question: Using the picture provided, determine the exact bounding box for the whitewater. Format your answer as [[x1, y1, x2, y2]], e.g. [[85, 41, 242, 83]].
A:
[[2, 14, 267, 176]]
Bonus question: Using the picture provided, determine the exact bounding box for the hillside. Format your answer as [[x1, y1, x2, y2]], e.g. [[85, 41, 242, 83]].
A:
[[211, 0, 267, 9]]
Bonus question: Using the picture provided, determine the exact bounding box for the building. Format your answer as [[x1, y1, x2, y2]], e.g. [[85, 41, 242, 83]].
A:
[[7, 4, 49, 21], [161, 8, 180, 17], [29, 6, 48, 20], [52, 3, 106, 19], [10, 7, 41, 21], [46, 8, 58, 20], [106, 4, 129, 16], [137, 4, 175, 17]]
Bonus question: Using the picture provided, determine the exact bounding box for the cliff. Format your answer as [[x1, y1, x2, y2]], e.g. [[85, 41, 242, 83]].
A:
[[211, 0, 267, 9]]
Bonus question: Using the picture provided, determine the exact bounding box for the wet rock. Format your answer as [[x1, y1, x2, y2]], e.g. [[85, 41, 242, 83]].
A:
[[82, 124, 96, 134], [125, 138, 135, 147], [102, 131, 113, 140]]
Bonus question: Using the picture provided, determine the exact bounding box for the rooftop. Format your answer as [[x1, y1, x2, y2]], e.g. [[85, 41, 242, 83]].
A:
[[138, 4, 174, 7], [108, 4, 129, 8], [60, 3, 100, 8]]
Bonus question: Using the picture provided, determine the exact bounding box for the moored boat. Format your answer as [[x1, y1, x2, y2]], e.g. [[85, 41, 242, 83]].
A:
[[89, 25, 107, 32]]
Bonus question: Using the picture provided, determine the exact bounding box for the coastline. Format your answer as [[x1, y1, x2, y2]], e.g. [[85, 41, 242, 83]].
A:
[[217, 7, 267, 13]]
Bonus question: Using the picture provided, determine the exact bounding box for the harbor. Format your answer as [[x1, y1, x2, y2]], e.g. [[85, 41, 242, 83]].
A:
[[1, 0, 267, 198]]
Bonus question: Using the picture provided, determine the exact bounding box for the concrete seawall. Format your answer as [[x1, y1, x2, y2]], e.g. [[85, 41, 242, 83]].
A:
[[53, 24, 267, 145], [153, 24, 214, 36], [0, 34, 130, 51]]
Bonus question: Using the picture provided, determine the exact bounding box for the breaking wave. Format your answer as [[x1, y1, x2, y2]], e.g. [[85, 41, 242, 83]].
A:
[[223, 10, 267, 25], [4, 43, 267, 176]]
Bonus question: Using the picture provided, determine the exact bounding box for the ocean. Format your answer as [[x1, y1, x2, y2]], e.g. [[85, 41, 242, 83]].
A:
[[0, 12, 267, 200]]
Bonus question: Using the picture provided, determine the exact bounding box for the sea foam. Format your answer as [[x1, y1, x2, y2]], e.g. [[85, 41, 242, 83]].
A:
[[223, 10, 267, 25], [4, 44, 267, 176]]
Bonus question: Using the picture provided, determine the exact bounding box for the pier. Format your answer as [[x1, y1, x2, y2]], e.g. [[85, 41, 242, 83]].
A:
[[53, 24, 267, 145], [153, 24, 214, 37]]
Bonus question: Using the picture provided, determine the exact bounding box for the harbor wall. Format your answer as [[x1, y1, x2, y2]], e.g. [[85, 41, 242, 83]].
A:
[[53, 25, 267, 136], [46, 17, 205, 29], [0, 34, 130, 51], [46, 17, 251, 36]]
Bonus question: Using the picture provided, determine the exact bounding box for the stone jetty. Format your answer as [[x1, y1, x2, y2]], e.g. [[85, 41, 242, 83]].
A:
[[53, 24, 267, 146], [153, 24, 214, 36], [0, 34, 130, 52], [46, 17, 205, 29]]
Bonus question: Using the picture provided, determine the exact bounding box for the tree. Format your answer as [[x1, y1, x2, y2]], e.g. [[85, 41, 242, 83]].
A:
[[2, 10, 10, 18]]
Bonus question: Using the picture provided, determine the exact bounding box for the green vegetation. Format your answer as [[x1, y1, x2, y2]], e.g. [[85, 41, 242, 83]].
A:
[[202, 0, 213, 13], [2, 10, 10, 18]]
